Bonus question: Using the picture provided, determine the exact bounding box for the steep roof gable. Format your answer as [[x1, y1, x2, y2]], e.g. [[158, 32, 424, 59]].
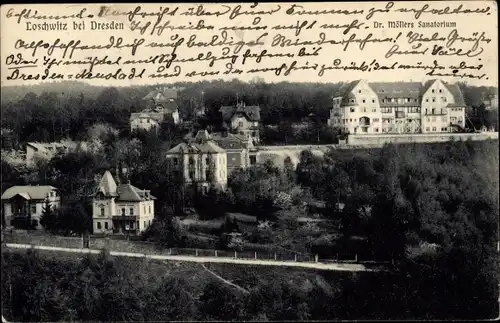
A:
[[97, 171, 118, 196]]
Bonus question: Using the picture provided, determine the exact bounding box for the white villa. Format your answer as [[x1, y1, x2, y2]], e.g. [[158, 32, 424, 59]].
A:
[[92, 171, 156, 235], [1, 185, 61, 230]]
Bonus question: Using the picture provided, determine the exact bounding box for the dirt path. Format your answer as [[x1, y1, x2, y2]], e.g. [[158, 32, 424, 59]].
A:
[[5, 243, 381, 272]]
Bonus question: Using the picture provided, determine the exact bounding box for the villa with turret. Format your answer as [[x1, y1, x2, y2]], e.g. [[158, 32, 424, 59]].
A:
[[92, 171, 156, 235]]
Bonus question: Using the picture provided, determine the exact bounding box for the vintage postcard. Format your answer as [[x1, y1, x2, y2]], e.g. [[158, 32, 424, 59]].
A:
[[1, 1, 498, 322]]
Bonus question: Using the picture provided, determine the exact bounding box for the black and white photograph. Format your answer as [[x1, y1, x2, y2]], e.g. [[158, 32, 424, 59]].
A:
[[1, 1, 499, 321]]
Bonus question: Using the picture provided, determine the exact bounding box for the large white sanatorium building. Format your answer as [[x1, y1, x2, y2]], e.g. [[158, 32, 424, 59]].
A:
[[328, 79, 467, 134]]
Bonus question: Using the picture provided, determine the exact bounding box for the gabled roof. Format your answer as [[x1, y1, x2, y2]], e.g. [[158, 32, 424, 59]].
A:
[[211, 132, 251, 150], [27, 141, 76, 153], [95, 171, 155, 201], [334, 80, 361, 97], [1, 185, 58, 200], [116, 184, 156, 201], [130, 112, 165, 122], [155, 101, 179, 113], [370, 82, 421, 98], [167, 141, 225, 154], [219, 103, 261, 122], [443, 82, 466, 106], [143, 87, 181, 102], [335, 79, 466, 107], [97, 170, 118, 197]]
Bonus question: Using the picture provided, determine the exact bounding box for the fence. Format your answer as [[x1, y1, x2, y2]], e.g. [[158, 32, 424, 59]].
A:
[[2, 231, 319, 263]]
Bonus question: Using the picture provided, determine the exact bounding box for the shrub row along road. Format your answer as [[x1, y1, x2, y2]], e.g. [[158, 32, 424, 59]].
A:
[[5, 243, 383, 272]]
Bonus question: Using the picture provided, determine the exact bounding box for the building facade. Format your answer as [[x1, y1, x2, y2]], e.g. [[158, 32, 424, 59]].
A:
[[1, 185, 61, 230], [92, 171, 156, 235], [328, 79, 467, 135], [130, 87, 182, 132], [26, 141, 76, 166], [166, 130, 228, 192], [219, 102, 261, 144]]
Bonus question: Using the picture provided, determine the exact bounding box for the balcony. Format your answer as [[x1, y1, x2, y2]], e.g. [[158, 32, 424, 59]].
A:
[[112, 215, 137, 221], [425, 111, 447, 116]]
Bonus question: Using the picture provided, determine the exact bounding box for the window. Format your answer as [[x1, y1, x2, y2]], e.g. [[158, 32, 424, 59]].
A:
[[442, 97, 447, 102], [358, 89, 361, 93], [100, 208, 105, 216], [143, 205, 146, 213], [149, 205, 151, 214], [205, 157, 209, 164], [427, 117, 430, 122], [104, 222, 108, 229], [31, 205, 36, 214], [97, 222, 101, 229], [350, 107, 355, 112], [50, 191, 54, 197], [363, 107, 367, 112], [149, 220, 151, 226], [375, 128, 379, 132], [147, 119, 150, 123], [144, 221, 147, 228], [130, 222, 134, 229], [130, 208, 134, 215], [121, 208, 126, 215], [432, 89, 435, 93], [349, 119, 352, 122], [372, 99, 375, 103], [173, 158, 178, 166], [373, 118, 380, 122], [432, 98, 435, 102], [441, 127, 447, 131], [426, 127, 430, 131], [432, 127, 436, 131], [407, 98, 411, 103], [238, 121, 243, 128], [425, 98, 429, 102], [372, 108, 377, 112], [362, 99, 366, 103], [441, 116, 447, 122], [439, 89, 442, 93]]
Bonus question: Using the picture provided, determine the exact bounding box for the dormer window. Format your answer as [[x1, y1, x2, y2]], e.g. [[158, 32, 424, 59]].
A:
[[432, 89, 435, 93]]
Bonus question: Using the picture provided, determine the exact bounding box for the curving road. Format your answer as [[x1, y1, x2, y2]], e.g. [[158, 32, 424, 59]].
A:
[[5, 243, 382, 272]]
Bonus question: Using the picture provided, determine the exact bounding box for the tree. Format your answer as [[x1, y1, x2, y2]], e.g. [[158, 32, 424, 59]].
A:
[[198, 280, 246, 320], [39, 199, 57, 233]]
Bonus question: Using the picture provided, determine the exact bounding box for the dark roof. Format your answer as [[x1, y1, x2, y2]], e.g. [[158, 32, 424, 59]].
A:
[[211, 133, 251, 150], [95, 171, 155, 200], [443, 82, 466, 106], [219, 103, 261, 122], [336, 79, 466, 107], [167, 141, 225, 154], [334, 80, 361, 97], [116, 184, 156, 202]]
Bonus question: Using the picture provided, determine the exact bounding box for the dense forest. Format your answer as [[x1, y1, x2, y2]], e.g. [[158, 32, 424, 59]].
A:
[[1, 80, 499, 320], [2, 139, 499, 320], [1, 80, 498, 148]]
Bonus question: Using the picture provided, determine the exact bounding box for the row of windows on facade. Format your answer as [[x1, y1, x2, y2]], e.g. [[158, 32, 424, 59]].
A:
[[172, 156, 223, 166], [349, 95, 450, 105], [357, 87, 445, 95], [343, 126, 448, 133], [140, 119, 153, 123], [96, 219, 152, 230], [344, 107, 422, 113], [337, 116, 463, 124], [100, 205, 152, 217]]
